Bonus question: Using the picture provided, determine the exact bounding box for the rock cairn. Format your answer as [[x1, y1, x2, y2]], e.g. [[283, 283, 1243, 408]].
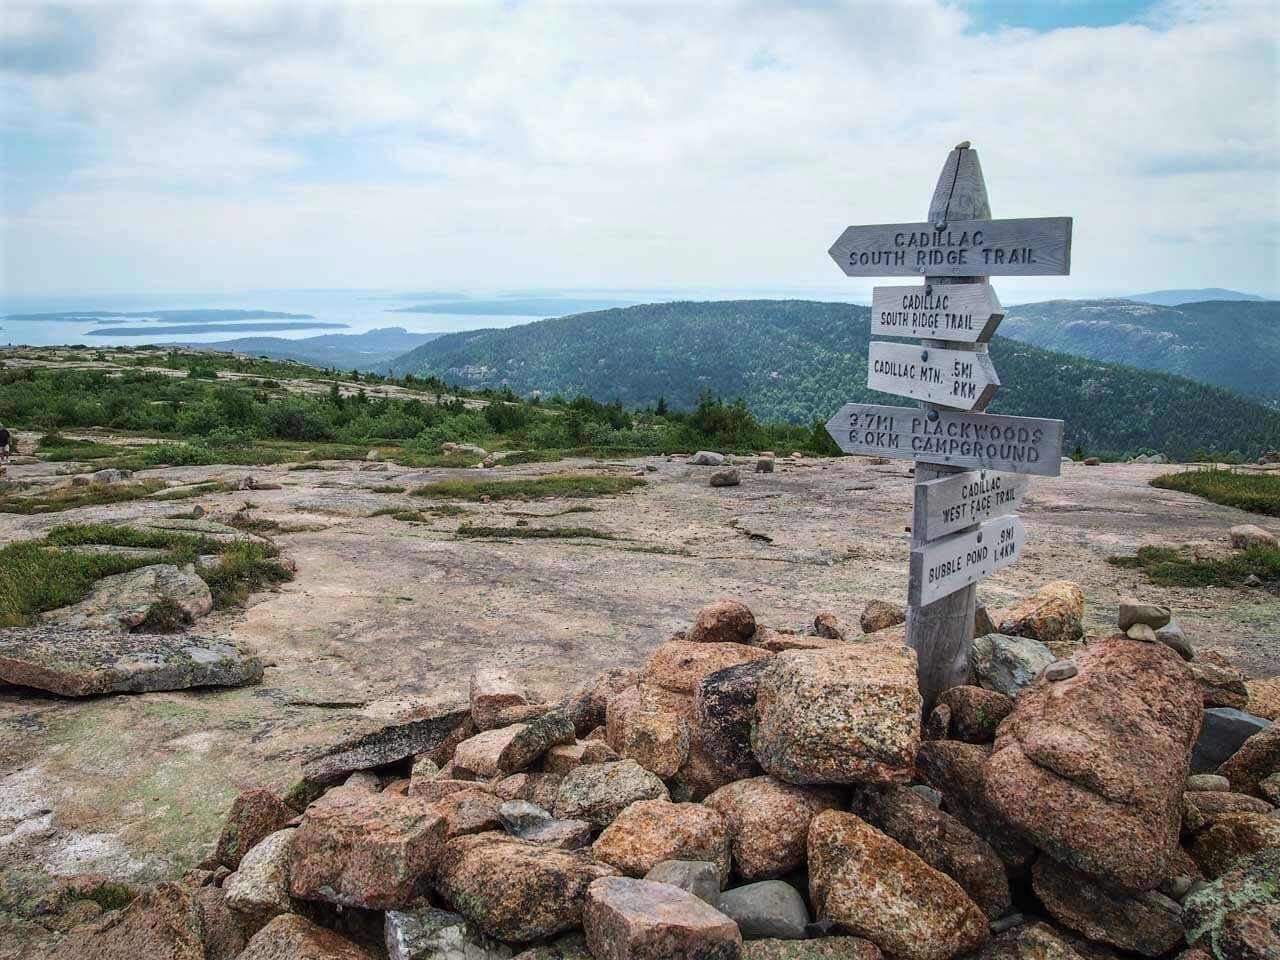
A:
[[62, 590, 1278, 960]]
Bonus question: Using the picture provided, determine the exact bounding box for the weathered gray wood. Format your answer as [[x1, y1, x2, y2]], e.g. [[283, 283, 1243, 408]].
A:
[[909, 515, 1025, 606], [824, 402, 1063, 475], [867, 341, 1000, 410], [920, 469, 1028, 540], [829, 216, 1072, 277], [871, 283, 1003, 342], [907, 143, 997, 709]]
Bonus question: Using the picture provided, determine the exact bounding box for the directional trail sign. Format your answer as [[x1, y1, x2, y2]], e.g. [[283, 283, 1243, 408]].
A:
[[919, 469, 1028, 540], [911, 515, 1025, 607], [871, 283, 1003, 343], [824, 402, 1063, 476], [866, 341, 1000, 410], [822, 141, 1072, 706], [829, 217, 1072, 277]]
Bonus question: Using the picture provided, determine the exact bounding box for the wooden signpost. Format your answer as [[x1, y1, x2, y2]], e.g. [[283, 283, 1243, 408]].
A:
[[825, 142, 1071, 706]]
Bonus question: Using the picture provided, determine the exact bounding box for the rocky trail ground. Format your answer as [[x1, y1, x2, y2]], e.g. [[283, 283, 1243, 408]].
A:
[[0, 441, 1276, 957]]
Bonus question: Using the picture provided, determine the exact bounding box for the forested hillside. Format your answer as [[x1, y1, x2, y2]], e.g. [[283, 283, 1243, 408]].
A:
[[388, 300, 1280, 460], [1000, 299, 1280, 402]]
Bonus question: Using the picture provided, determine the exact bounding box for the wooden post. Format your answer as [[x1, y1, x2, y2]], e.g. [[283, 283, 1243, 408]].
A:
[[906, 143, 992, 709]]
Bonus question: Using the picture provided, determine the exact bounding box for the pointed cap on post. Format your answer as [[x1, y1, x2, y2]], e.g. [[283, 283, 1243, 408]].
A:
[[928, 145, 990, 226]]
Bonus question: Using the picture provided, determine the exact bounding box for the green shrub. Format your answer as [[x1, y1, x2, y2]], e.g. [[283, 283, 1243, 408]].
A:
[[412, 475, 644, 501], [1150, 468, 1280, 517], [1108, 546, 1280, 588]]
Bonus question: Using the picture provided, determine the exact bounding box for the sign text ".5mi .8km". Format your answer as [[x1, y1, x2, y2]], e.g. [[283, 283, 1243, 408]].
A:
[[867, 341, 999, 410]]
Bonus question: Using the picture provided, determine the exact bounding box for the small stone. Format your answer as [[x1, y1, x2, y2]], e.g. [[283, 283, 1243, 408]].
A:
[[696, 660, 770, 776], [690, 451, 726, 466], [1083, 457, 1100, 465], [1190, 651, 1250, 710], [1259, 772, 1280, 804], [584, 876, 742, 960], [552, 760, 670, 829], [755, 458, 774, 474], [970, 633, 1055, 698], [719, 880, 810, 940], [1118, 598, 1172, 631], [1230, 524, 1278, 550], [710, 468, 741, 488], [1246, 677, 1280, 720], [432, 787, 504, 838], [499, 800, 553, 834], [644, 639, 772, 696], [223, 828, 294, 921], [644, 860, 722, 906], [544, 739, 620, 774], [924, 703, 951, 740], [909, 785, 942, 807], [1187, 811, 1280, 878], [687, 600, 757, 643], [239, 914, 375, 959], [1181, 790, 1274, 834], [704, 776, 840, 881], [1243, 573, 1263, 587], [1186, 774, 1231, 792], [618, 706, 690, 778], [343, 770, 381, 792], [494, 772, 564, 810], [1152, 618, 1193, 660], [988, 913, 1024, 935], [1127, 623, 1158, 642], [522, 819, 594, 849], [215, 789, 295, 869], [471, 667, 545, 731], [592, 798, 731, 884], [859, 599, 905, 635], [997, 581, 1085, 645], [1044, 660, 1078, 681], [974, 605, 996, 638], [936, 686, 1013, 744]]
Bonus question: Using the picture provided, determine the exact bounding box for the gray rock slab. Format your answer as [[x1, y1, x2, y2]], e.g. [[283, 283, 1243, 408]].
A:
[[1192, 708, 1272, 773], [971, 633, 1055, 698], [645, 860, 722, 906], [301, 703, 471, 786], [0, 626, 263, 697], [717, 880, 809, 940]]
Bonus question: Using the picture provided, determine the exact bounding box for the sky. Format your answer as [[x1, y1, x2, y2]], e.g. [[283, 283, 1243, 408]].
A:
[[1, 0, 1278, 304]]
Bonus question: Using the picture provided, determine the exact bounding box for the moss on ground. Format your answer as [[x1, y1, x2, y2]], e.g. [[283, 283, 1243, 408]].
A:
[[412, 474, 644, 502], [456, 525, 620, 541], [1108, 546, 1280, 588], [0, 479, 168, 514]]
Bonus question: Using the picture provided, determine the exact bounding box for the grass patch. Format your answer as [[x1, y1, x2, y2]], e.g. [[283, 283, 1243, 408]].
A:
[[623, 544, 695, 557], [0, 541, 161, 627], [45, 522, 238, 556], [369, 484, 406, 494], [136, 599, 193, 633], [1151, 467, 1280, 517], [36, 442, 127, 462], [412, 475, 644, 502], [0, 479, 167, 514], [150, 481, 238, 501], [1108, 546, 1280, 588], [199, 543, 293, 608], [395, 451, 485, 468], [456, 524, 620, 540]]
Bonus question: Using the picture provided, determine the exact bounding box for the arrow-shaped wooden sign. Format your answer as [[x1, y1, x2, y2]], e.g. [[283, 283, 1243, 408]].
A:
[[871, 283, 1003, 343], [920, 469, 1029, 540], [867, 341, 1000, 410], [829, 217, 1072, 277], [824, 402, 1063, 476], [911, 514, 1025, 606]]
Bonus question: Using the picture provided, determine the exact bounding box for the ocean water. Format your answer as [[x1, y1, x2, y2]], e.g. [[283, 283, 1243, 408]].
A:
[[0, 286, 870, 348]]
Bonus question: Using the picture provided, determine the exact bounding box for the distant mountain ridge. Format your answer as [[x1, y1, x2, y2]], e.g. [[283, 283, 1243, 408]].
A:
[[999, 298, 1280, 402], [386, 299, 1280, 459], [176, 326, 441, 371], [1125, 288, 1265, 306]]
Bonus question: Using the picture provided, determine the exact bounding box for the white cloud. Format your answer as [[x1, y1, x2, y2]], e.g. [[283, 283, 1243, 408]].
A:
[[1, 0, 1276, 299]]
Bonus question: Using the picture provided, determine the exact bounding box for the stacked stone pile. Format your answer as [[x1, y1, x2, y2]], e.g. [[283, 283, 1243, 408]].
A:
[[64, 592, 1278, 960]]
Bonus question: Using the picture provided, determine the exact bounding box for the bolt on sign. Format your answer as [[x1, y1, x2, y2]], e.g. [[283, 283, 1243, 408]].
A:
[[824, 142, 1071, 704]]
